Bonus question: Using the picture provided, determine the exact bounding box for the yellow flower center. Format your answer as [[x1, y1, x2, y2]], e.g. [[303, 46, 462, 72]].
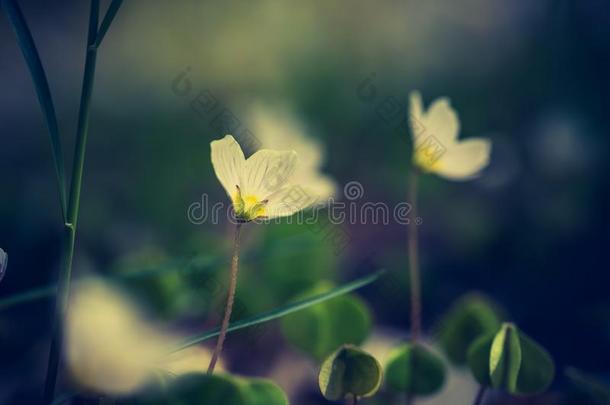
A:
[[232, 188, 267, 221], [413, 144, 444, 172]]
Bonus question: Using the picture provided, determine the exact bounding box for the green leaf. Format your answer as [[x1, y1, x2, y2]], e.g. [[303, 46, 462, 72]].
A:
[[467, 333, 495, 386], [281, 282, 372, 360], [384, 343, 446, 396], [112, 250, 214, 320], [436, 293, 502, 365], [515, 333, 555, 394], [172, 270, 385, 352], [1, 0, 67, 219], [467, 323, 555, 395], [319, 345, 383, 401], [490, 323, 522, 392], [124, 373, 287, 405], [242, 379, 289, 405], [163, 373, 247, 404]]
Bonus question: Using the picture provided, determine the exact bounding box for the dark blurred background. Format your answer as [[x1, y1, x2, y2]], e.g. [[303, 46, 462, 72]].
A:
[[1, 1, 609, 404]]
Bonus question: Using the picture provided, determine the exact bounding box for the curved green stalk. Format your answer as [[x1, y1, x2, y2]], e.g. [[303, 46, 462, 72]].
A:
[[1, 0, 68, 220], [207, 223, 242, 373]]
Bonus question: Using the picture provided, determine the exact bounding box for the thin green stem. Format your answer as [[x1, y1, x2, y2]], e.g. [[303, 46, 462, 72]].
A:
[[473, 386, 487, 405], [42, 1, 100, 402], [66, 33, 98, 227], [406, 169, 421, 405], [408, 169, 421, 341], [207, 223, 243, 373]]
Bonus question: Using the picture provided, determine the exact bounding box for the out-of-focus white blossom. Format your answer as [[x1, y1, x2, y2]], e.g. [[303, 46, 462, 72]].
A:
[[410, 91, 492, 180], [248, 104, 336, 204], [65, 279, 220, 395]]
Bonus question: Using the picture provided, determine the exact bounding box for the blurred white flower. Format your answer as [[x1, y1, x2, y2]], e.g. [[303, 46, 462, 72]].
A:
[[248, 104, 336, 204], [65, 279, 219, 395], [211, 134, 315, 221], [409, 91, 492, 180]]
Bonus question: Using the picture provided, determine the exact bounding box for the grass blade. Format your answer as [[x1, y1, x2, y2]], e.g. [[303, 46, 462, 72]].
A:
[[95, 0, 123, 47], [0, 236, 315, 311], [0, 254, 219, 311], [171, 269, 386, 353], [0, 0, 67, 220]]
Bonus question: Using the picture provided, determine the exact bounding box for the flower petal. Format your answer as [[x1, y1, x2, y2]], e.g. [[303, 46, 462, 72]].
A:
[[410, 91, 460, 147], [241, 149, 298, 198], [247, 104, 338, 204], [302, 176, 337, 205], [210, 135, 246, 199], [434, 138, 492, 180], [264, 185, 315, 218]]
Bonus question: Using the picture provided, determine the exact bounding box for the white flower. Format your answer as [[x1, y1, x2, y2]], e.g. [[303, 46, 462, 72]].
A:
[[409, 91, 492, 180], [65, 279, 219, 395], [248, 104, 336, 204], [211, 134, 314, 221]]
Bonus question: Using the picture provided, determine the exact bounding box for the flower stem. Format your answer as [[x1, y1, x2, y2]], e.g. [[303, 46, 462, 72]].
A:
[[42, 1, 99, 402], [473, 386, 487, 405], [346, 394, 358, 405], [207, 222, 243, 373], [408, 169, 421, 341]]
